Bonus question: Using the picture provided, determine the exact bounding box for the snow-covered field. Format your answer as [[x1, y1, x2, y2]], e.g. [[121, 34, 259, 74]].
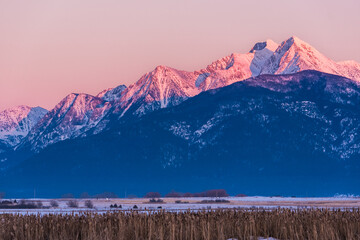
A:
[[1, 196, 359, 215]]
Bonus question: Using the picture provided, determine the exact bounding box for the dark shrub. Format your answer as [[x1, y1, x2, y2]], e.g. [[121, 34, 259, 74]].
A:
[[200, 199, 230, 203], [149, 198, 164, 203], [66, 200, 78, 208], [85, 200, 94, 208], [17, 200, 37, 209], [50, 200, 59, 207]]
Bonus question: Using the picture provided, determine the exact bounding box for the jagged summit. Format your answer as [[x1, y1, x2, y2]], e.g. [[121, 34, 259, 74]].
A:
[[96, 88, 112, 98], [288, 35, 302, 42], [259, 36, 360, 80], [95, 35, 360, 125], [18, 93, 112, 152], [97, 85, 127, 102], [113, 65, 199, 116], [280, 36, 318, 54], [106, 36, 360, 116], [249, 39, 278, 53], [153, 65, 173, 72]]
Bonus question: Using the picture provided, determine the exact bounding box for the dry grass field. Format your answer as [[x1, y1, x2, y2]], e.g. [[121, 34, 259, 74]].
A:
[[0, 208, 359, 240]]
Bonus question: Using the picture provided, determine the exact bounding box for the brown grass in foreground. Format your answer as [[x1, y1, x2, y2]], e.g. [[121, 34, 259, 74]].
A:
[[0, 208, 359, 240]]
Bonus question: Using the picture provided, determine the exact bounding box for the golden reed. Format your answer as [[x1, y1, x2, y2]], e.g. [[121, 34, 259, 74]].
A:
[[0, 208, 359, 240]]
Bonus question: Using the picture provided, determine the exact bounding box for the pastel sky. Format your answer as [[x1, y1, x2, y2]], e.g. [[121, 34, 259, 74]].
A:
[[0, 0, 359, 110]]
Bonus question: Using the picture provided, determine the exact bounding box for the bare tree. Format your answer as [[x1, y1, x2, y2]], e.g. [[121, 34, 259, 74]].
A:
[[50, 200, 59, 207], [84, 200, 94, 208], [66, 200, 78, 208]]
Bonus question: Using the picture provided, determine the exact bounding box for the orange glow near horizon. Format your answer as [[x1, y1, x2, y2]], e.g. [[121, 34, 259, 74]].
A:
[[0, 0, 359, 110]]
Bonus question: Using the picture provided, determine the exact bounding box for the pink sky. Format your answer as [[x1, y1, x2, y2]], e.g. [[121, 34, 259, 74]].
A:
[[0, 0, 359, 110]]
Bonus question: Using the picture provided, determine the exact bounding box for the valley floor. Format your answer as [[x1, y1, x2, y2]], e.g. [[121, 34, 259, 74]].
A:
[[1, 196, 359, 214]]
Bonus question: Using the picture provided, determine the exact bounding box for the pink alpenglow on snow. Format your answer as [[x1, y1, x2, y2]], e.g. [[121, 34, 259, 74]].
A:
[[0, 106, 47, 147], [1, 0, 360, 110], [11, 36, 360, 152]]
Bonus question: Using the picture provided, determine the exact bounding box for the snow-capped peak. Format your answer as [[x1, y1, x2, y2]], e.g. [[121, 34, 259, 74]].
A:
[[199, 39, 279, 87], [153, 65, 171, 72], [114, 65, 200, 116], [258, 36, 360, 81], [0, 105, 48, 147], [18, 93, 112, 152], [112, 36, 360, 120]]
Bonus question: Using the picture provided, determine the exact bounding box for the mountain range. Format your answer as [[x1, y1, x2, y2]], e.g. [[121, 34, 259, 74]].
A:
[[1, 36, 360, 197]]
